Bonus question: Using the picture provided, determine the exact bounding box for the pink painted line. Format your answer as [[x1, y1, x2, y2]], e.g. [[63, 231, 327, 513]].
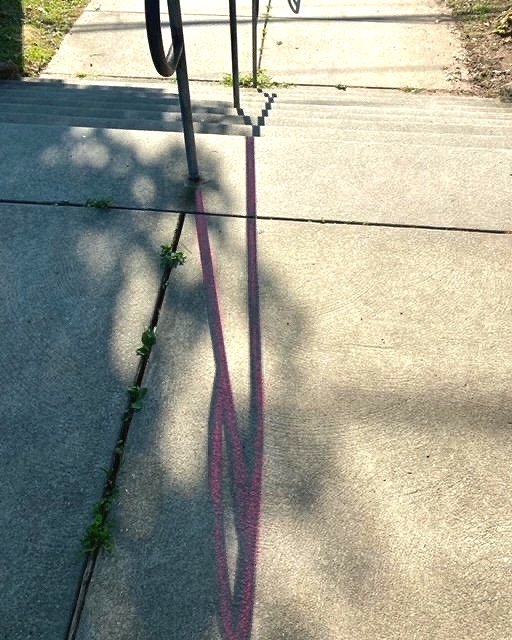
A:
[[193, 136, 264, 640]]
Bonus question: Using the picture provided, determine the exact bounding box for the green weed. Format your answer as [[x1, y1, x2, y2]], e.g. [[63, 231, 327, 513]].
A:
[[136, 327, 156, 358], [85, 198, 112, 209], [82, 495, 114, 554], [223, 69, 284, 89], [127, 385, 147, 411], [160, 246, 186, 268]]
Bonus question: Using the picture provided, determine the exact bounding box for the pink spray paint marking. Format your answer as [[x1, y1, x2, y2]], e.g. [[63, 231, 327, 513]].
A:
[[194, 136, 264, 640]]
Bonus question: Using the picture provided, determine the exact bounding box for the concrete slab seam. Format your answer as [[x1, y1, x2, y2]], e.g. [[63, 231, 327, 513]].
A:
[[66, 213, 187, 640]]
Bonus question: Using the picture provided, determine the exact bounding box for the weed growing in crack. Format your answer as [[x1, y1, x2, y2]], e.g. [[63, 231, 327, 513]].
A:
[[136, 327, 156, 357], [82, 495, 115, 554], [85, 198, 112, 209], [223, 69, 287, 89], [160, 246, 186, 268], [127, 385, 147, 411]]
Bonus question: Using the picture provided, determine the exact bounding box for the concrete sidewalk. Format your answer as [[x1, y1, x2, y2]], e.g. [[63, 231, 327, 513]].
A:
[[1, 1, 512, 639], [43, 0, 468, 90]]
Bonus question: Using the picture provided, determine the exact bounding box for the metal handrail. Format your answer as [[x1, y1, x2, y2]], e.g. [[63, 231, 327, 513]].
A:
[[145, 0, 247, 179], [228, 0, 241, 109], [144, 0, 199, 180], [144, 0, 182, 77], [252, 0, 259, 87]]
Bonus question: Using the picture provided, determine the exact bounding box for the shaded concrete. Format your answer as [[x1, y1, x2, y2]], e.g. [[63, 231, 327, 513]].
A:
[[75, 214, 512, 639], [4, 0, 511, 637], [0, 203, 180, 639], [2, 123, 510, 231], [0, 124, 245, 214]]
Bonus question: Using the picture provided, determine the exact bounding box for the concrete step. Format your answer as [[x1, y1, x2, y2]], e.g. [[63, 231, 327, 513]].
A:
[[0, 78, 267, 106], [0, 80, 270, 123], [259, 126, 509, 149], [0, 112, 253, 136], [0, 91, 242, 116], [271, 94, 512, 115], [0, 87, 268, 115], [4, 84, 507, 139], [267, 85, 512, 110], [0, 101, 253, 126], [260, 115, 511, 137], [0, 79, 263, 135], [1, 123, 510, 232], [264, 100, 512, 121]]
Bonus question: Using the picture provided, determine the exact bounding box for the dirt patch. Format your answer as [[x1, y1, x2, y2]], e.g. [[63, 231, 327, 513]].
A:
[[444, 0, 512, 96]]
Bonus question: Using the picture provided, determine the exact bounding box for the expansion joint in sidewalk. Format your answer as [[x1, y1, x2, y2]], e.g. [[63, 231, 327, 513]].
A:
[[65, 212, 187, 640]]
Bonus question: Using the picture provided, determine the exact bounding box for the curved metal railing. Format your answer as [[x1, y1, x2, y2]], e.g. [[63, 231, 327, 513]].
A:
[[144, 0, 268, 178], [144, 0, 199, 180], [145, 0, 183, 77]]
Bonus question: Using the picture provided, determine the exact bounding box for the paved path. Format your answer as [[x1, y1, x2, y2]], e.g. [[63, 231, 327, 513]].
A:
[[43, 0, 468, 90], [2, 1, 512, 639]]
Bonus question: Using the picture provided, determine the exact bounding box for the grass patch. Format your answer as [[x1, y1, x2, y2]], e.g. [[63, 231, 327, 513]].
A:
[[0, 0, 89, 76], [447, 0, 507, 20]]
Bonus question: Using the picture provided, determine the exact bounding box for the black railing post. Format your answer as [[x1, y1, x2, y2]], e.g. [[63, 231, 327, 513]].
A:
[[166, 0, 200, 181], [228, 0, 240, 110], [252, 0, 259, 87]]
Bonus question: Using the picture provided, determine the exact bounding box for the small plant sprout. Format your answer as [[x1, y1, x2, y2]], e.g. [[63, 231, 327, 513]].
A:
[[85, 198, 112, 209], [136, 327, 156, 357], [82, 496, 114, 553], [127, 385, 147, 411], [160, 246, 186, 268]]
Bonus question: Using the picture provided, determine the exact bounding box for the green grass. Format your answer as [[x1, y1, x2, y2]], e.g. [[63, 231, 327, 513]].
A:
[[0, 0, 89, 76], [447, 0, 506, 20]]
